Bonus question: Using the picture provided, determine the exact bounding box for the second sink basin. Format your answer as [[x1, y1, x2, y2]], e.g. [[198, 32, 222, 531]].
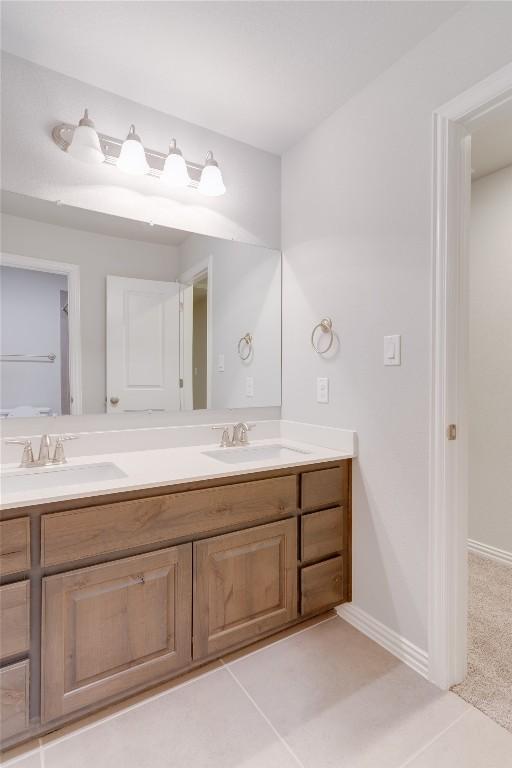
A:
[[202, 443, 311, 464], [1, 462, 127, 495]]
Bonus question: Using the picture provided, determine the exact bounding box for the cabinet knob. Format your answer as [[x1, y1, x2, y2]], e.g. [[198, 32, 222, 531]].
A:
[[110, 396, 120, 406]]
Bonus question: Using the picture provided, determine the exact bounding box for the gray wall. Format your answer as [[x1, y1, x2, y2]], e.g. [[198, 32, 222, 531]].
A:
[[469, 165, 512, 556], [281, 2, 512, 650], [180, 234, 281, 409]]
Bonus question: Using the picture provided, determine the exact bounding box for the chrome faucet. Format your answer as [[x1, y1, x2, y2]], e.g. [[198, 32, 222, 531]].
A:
[[5, 434, 79, 467], [211, 423, 256, 448], [232, 422, 249, 445], [4, 439, 35, 468], [38, 434, 52, 465]]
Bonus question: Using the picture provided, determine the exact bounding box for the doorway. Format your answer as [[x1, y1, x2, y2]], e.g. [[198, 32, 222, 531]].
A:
[[429, 63, 512, 693], [0, 253, 82, 416]]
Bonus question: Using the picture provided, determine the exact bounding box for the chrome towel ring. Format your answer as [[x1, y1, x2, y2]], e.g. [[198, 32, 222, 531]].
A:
[[311, 318, 334, 354], [238, 333, 253, 360]]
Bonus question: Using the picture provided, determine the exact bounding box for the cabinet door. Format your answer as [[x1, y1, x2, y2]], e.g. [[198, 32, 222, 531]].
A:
[[194, 518, 297, 659], [42, 545, 192, 723]]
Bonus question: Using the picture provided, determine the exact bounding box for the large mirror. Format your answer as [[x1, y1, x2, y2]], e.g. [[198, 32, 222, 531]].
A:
[[0, 192, 281, 417]]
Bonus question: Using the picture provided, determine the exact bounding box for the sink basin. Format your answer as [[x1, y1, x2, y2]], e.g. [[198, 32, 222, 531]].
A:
[[0, 462, 127, 495], [202, 443, 311, 464]]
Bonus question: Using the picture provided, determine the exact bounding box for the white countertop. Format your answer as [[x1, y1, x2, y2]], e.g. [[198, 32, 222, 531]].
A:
[[0, 438, 353, 510]]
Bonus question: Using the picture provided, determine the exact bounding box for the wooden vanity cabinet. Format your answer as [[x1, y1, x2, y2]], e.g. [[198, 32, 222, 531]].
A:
[[41, 545, 192, 722], [193, 518, 297, 659], [0, 459, 351, 750]]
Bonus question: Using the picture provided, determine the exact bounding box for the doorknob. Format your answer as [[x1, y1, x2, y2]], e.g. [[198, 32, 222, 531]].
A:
[[110, 396, 120, 406]]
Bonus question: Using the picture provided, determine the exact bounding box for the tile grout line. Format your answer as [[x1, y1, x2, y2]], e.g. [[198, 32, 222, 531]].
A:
[[395, 707, 472, 768], [36, 664, 224, 750], [223, 663, 305, 768], [224, 614, 337, 667], [14, 617, 333, 759]]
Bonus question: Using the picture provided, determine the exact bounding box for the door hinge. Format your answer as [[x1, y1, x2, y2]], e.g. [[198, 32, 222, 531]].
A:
[[447, 424, 457, 441], [179, 378, 184, 388]]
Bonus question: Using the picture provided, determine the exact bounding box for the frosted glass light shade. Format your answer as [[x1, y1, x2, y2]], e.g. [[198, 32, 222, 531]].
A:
[[68, 110, 105, 165], [198, 152, 226, 196], [162, 140, 190, 187], [117, 125, 149, 175]]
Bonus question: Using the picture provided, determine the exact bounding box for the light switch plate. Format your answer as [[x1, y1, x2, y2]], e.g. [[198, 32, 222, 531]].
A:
[[316, 377, 329, 403], [246, 377, 254, 397], [384, 335, 401, 366], [217, 354, 225, 372]]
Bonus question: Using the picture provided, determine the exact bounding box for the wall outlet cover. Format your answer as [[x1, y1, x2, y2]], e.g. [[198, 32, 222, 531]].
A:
[[316, 377, 329, 404]]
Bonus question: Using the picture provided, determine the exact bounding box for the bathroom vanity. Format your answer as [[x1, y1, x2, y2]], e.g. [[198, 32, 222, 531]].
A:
[[0, 446, 351, 749]]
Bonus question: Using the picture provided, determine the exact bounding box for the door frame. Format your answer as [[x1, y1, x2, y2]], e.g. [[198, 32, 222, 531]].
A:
[[180, 256, 213, 409], [429, 62, 512, 689], [0, 252, 83, 415]]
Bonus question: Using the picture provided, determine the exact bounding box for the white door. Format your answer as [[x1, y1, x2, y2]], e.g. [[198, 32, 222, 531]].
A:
[[106, 276, 181, 413]]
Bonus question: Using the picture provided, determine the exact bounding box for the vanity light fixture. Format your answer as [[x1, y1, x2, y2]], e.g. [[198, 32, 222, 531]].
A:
[[198, 151, 226, 197], [67, 109, 105, 165], [117, 124, 150, 175], [52, 111, 226, 195], [161, 138, 191, 187]]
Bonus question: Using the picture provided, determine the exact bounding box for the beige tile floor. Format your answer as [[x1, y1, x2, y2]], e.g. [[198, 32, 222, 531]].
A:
[[2, 615, 511, 768]]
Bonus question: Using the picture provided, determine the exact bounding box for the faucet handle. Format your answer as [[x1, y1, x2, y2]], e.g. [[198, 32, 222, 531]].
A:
[[52, 434, 79, 464], [239, 422, 256, 444], [5, 439, 35, 467], [212, 425, 233, 448]]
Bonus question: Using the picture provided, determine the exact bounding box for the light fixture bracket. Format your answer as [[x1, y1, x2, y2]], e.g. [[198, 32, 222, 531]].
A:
[[52, 123, 205, 188]]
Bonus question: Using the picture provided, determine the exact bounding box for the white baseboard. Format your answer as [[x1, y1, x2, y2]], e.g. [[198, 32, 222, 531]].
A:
[[336, 603, 429, 679], [468, 538, 512, 566]]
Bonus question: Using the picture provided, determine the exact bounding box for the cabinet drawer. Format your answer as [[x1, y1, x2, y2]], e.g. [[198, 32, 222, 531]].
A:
[[0, 518, 30, 577], [194, 518, 297, 659], [301, 465, 347, 512], [0, 581, 30, 662], [41, 475, 297, 567], [301, 556, 344, 614], [0, 660, 29, 740], [42, 545, 192, 722], [301, 507, 344, 563]]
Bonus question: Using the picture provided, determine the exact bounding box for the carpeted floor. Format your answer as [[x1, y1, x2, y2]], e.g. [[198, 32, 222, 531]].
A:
[[451, 551, 512, 732]]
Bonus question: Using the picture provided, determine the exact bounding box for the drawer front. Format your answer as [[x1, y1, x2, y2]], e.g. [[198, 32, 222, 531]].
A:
[[42, 545, 192, 722], [301, 556, 344, 615], [41, 475, 297, 567], [301, 465, 347, 512], [301, 507, 344, 563], [0, 660, 29, 741], [0, 581, 30, 662], [0, 518, 30, 577]]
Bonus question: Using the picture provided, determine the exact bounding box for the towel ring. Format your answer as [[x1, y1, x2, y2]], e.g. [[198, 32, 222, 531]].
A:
[[238, 333, 253, 360], [311, 318, 334, 354]]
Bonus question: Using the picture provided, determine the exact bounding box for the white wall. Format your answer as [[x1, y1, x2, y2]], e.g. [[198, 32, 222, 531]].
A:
[[1, 52, 281, 250], [281, 2, 512, 651], [0, 266, 67, 414], [469, 165, 512, 555], [180, 234, 281, 409], [1, 213, 180, 413]]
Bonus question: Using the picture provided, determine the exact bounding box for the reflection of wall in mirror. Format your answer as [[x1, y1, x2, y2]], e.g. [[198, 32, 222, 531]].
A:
[[1, 213, 180, 413], [0, 265, 67, 416], [180, 235, 281, 409]]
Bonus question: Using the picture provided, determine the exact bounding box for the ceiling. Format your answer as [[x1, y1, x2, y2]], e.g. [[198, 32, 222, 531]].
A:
[[1, 191, 191, 247], [470, 98, 512, 180], [1, 1, 463, 154]]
